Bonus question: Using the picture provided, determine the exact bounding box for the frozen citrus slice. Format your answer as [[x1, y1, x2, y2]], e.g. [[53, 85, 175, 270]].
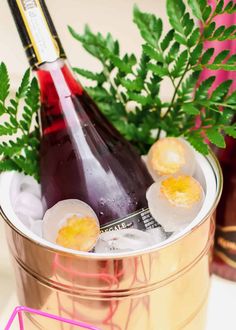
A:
[[56, 215, 100, 251], [160, 175, 202, 208], [146, 137, 195, 180], [42, 199, 100, 251], [146, 175, 205, 232]]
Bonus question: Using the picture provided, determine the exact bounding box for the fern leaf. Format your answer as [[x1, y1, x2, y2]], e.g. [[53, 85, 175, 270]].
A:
[[172, 50, 188, 77], [206, 128, 225, 148], [190, 44, 203, 65], [187, 27, 200, 47], [186, 131, 209, 155], [213, 50, 230, 64], [0, 159, 20, 172], [73, 68, 105, 84], [195, 76, 215, 100], [182, 103, 200, 115], [147, 63, 168, 77], [0, 123, 18, 136], [215, 0, 224, 14], [121, 78, 143, 92], [178, 71, 200, 102], [209, 25, 225, 40], [166, 42, 180, 64], [202, 6, 212, 22], [210, 80, 232, 102], [160, 29, 175, 51], [187, 0, 203, 20], [226, 91, 236, 105], [16, 68, 30, 99], [203, 22, 216, 39], [201, 48, 214, 64], [133, 5, 163, 47], [167, 0, 186, 35], [142, 45, 163, 62], [224, 125, 236, 138], [0, 63, 10, 102]]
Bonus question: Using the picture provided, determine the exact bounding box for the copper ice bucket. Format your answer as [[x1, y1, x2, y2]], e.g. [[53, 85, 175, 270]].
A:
[[0, 152, 222, 330]]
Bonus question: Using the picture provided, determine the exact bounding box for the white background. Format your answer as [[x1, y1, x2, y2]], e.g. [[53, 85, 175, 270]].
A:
[[0, 1, 236, 329]]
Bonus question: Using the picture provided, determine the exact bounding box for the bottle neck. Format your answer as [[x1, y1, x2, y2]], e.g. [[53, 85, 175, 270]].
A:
[[37, 59, 83, 101], [8, 0, 66, 68], [36, 59, 83, 135]]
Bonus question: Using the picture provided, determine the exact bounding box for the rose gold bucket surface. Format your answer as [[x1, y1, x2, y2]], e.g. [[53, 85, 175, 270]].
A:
[[0, 153, 222, 330]]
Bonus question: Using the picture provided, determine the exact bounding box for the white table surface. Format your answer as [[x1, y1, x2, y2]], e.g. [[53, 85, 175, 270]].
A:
[[207, 276, 236, 330]]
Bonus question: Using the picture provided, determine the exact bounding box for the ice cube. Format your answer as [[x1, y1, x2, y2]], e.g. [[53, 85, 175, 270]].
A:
[[20, 175, 41, 198], [14, 191, 44, 220], [95, 229, 156, 253], [10, 173, 41, 208], [146, 227, 167, 244], [15, 212, 33, 228], [31, 220, 43, 237], [15, 212, 42, 237]]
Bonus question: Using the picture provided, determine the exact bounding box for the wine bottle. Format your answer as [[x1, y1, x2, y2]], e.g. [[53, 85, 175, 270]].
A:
[[213, 131, 236, 281], [8, 0, 157, 232]]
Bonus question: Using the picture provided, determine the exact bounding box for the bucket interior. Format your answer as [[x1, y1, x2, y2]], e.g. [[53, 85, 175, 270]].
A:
[[0, 152, 221, 258]]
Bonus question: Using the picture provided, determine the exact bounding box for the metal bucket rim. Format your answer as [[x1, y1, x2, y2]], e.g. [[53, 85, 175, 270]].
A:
[[0, 150, 222, 260]]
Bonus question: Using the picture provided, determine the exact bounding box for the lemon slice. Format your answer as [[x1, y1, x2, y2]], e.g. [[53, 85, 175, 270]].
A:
[[56, 215, 100, 252]]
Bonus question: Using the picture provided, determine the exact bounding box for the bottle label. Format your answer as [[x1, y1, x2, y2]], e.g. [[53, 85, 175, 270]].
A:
[[16, 0, 60, 64], [215, 225, 236, 269], [100, 208, 160, 233]]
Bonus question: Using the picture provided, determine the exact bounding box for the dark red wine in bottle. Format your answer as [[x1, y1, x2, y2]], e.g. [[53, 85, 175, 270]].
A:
[[212, 132, 236, 281], [8, 0, 157, 232]]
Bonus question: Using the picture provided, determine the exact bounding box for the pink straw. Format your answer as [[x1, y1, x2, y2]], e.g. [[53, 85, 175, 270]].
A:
[[4, 306, 101, 330]]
